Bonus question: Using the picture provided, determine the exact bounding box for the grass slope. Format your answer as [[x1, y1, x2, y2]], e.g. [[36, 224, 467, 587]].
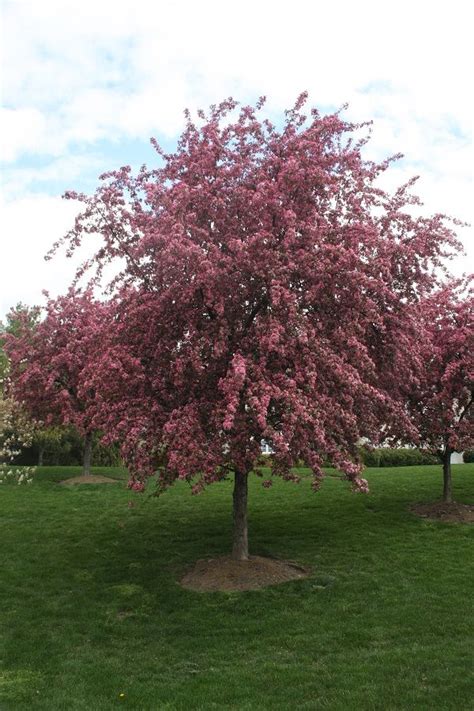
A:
[[1, 464, 473, 710]]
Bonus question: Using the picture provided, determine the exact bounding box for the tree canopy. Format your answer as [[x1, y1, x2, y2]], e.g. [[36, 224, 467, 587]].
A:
[[5, 294, 109, 475], [407, 280, 473, 500], [15, 95, 466, 557]]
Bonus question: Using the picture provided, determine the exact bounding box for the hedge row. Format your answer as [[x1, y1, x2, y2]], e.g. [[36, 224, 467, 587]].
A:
[[257, 447, 440, 469], [16, 439, 472, 468], [358, 447, 439, 467]]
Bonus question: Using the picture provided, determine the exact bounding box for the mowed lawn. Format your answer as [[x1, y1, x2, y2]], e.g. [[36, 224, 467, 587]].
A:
[[1, 465, 473, 710]]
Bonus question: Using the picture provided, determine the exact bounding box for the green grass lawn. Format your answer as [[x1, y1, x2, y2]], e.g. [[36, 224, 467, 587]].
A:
[[1, 464, 473, 710]]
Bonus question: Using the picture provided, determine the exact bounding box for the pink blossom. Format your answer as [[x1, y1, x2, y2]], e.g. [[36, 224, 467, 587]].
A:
[[20, 94, 466, 536]]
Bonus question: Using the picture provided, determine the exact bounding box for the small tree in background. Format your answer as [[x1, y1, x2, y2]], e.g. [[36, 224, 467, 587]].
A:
[[50, 95, 462, 559], [408, 282, 473, 502], [32, 425, 65, 466], [5, 293, 109, 476]]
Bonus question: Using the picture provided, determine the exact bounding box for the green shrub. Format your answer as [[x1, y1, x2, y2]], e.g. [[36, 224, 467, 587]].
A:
[[359, 447, 438, 467], [463, 450, 474, 463]]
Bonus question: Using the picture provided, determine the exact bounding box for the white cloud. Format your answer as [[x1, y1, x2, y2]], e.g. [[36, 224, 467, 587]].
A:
[[0, 108, 47, 162], [2, 154, 104, 199], [3, 0, 473, 152], [0, 195, 89, 319], [0, 0, 472, 319]]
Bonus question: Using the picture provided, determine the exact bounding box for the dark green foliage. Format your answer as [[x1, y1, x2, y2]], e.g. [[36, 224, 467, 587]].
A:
[[463, 450, 474, 463], [359, 447, 439, 467], [13, 428, 121, 467], [0, 464, 473, 710], [92, 437, 122, 467], [257, 449, 439, 470]]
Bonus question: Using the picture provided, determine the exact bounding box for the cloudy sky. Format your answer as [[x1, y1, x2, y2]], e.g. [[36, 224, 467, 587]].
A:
[[1, 0, 473, 321]]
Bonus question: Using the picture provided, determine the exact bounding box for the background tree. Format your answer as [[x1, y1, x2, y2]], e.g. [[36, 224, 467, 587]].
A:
[[32, 425, 65, 466], [1, 305, 41, 386], [2, 309, 66, 467], [5, 292, 108, 476], [51, 95, 461, 560], [0, 326, 8, 388], [407, 282, 473, 502], [9, 423, 122, 468]]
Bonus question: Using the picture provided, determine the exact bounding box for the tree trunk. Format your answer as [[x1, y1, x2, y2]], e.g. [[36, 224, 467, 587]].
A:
[[442, 446, 452, 503], [232, 470, 249, 561], [83, 431, 93, 476], [38, 446, 44, 467]]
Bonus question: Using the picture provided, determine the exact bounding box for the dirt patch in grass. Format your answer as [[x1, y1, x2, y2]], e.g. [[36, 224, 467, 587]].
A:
[[180, 555, 311, 592], [411, 501, 474, 523], [59, 475, 121, 486]]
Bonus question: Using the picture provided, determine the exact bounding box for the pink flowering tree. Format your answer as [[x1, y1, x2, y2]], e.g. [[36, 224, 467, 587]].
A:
[[51, 95, 461, 559], [5, 293, 109, 476], [406, 282, 473, 502]]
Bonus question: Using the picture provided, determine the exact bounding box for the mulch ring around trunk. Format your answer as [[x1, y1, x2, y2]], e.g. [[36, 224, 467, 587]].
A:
[[410, 501, 474, 524], [180, 555, 311, 592], [59, 475, 122, 486]]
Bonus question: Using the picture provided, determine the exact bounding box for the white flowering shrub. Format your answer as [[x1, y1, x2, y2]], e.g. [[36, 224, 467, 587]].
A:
[[0, 395, 35, 485]]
